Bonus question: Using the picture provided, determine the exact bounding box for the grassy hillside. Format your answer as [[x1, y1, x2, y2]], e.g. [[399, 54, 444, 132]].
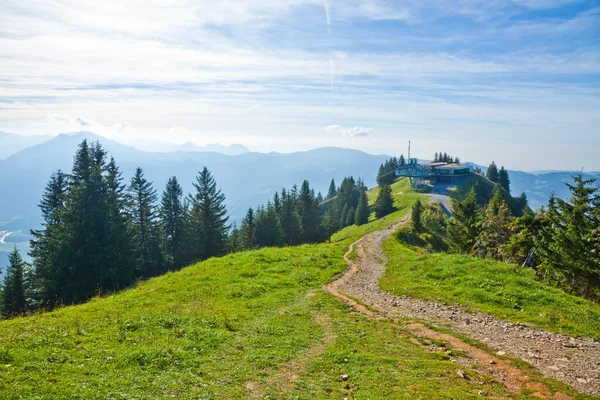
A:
[[381, 229, 600, 339], [0, 178, 591, 398]]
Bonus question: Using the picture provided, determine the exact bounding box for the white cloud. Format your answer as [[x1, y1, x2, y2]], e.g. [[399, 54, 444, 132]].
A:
[[325, 125, 373, 137]]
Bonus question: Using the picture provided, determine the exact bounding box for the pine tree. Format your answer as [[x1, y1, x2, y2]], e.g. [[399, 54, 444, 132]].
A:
[[323, 198, 340, 235], [299, 180, 321, 243], [240, 207, 257, 250], [30, 170, 68, 306], [1, 248, 28, 317], [473, 188, 513, 260], [189, 167, 230, 259], [345, 206, 355, 226], [255, 205, 284, 247], [128, 167, 164, 277], [499, 166, 510, 193], [160, 176, 184, 269], [399, 154, 405, 166], [411, 200, 423, 232], [280, 189, 303, 245], [226, 223, 241, 253], [375, 184, 394, 218], [273, 191, 282, 215], [354, 187, 369, 225], [327, 179, 337, 199], [104, 157, 136, 289], [434, 152, 439, 162], [534, 175, 600, 298], [486, 162, 499, 183], [62, 140, 114, 303], [447, 187, 480, 253]]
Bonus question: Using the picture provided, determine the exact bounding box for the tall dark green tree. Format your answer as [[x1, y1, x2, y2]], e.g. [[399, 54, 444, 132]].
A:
[[189, 167, 230, 259], [411, 200, 424, 233], [1, 248, 28, 317], [160, 176, 184, 269], [280, 188, 303, 245], [473, 189, 513, 260], [240, 207, 257, 250], [30, 170, 68, 306], [355, 187, 369, 225], [447, 187, 480, 253], [534, 175, 600, 298], [104, 157, 136, 289], [62, 141, 115, 303], [499, 166, 510, 193], [299, 180, 321, 243], [327, 179, 337, 199], [486, 162, 499, 183], [128, 167, 164, 277], [375, 184, 394, 218], [255, 205, 284, 247]]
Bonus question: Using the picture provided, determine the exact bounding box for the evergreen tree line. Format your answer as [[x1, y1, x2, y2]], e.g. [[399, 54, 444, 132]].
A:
[[228, 176, 396, 252], [410, 176, 600, 301], [1, 140, 229, 316], [377, 156, 405, 186], [433, 152, 460, 163]]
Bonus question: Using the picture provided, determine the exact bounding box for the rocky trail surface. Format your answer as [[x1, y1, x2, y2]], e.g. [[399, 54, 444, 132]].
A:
[[325, 221, 600, 397]]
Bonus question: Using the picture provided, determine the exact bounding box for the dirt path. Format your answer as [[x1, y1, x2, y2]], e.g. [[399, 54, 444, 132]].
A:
[[326, 222, 600, 397]]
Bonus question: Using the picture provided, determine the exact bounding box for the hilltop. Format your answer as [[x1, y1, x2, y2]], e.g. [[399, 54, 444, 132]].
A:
[[2, 179, 598, 398]]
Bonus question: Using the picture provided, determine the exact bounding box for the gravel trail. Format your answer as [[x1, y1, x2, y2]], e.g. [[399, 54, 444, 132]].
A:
[[326, 222, 600, 397]]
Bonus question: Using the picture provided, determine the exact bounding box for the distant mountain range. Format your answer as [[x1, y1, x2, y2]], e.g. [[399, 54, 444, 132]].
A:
[[124, 138, 250, 155], [0, 131, 389, 230], [0, 131, 251, 160], [0, 131, 52, 159], [1, 130, 598, 271], [508, 170, 600, 210]]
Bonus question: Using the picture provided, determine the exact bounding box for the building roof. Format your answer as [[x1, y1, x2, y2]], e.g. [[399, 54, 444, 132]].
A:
[[435, 163, 472, 170]]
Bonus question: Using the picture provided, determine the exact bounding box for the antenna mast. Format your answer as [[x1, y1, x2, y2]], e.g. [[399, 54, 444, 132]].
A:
[[408, 140, 411, 161]]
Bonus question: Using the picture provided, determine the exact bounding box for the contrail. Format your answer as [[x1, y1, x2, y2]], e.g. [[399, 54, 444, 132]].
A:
[[324, 1, 334, 95]]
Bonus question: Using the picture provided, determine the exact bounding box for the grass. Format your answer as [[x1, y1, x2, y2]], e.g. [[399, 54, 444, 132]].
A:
[[0, 178, 595, 398], [380, 238, 600, 339]]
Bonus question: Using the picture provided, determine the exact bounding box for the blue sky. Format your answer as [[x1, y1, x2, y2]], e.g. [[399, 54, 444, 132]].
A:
[[0, 0, 599, 170]]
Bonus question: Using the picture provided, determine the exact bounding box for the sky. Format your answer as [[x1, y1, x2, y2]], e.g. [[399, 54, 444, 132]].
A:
[[0, 0, 599, 171]]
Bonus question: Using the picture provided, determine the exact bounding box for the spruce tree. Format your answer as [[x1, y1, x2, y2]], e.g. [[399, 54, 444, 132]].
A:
[[160, 176, 184, 269], [280, 189, 303, 245], [226, 223, 241, 253], [104, 157, 136, 289], [128, 167, 163, 277], [189, 167, 230, 259], [299, 180, 321, 243], [255, 205, 284, 247], [323, 198, 340, 235], [375, 184, 394, 218], [62, 140, 113, 303], [327, 179, 337, 199], [345, 206, 355, 226], [273, 191, 282, 215], [354, 187, 369, 225], [499, 166, 510, 193], [240, 207, 257, 250], [1, 248, 28, 317], [486, 162, 499, 183], [447, 187, 480, 253], [30, 170, 68, 306], [534, 175, 600, 297], [411, 200, 423, 232], [473, 187, 513, 260]]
